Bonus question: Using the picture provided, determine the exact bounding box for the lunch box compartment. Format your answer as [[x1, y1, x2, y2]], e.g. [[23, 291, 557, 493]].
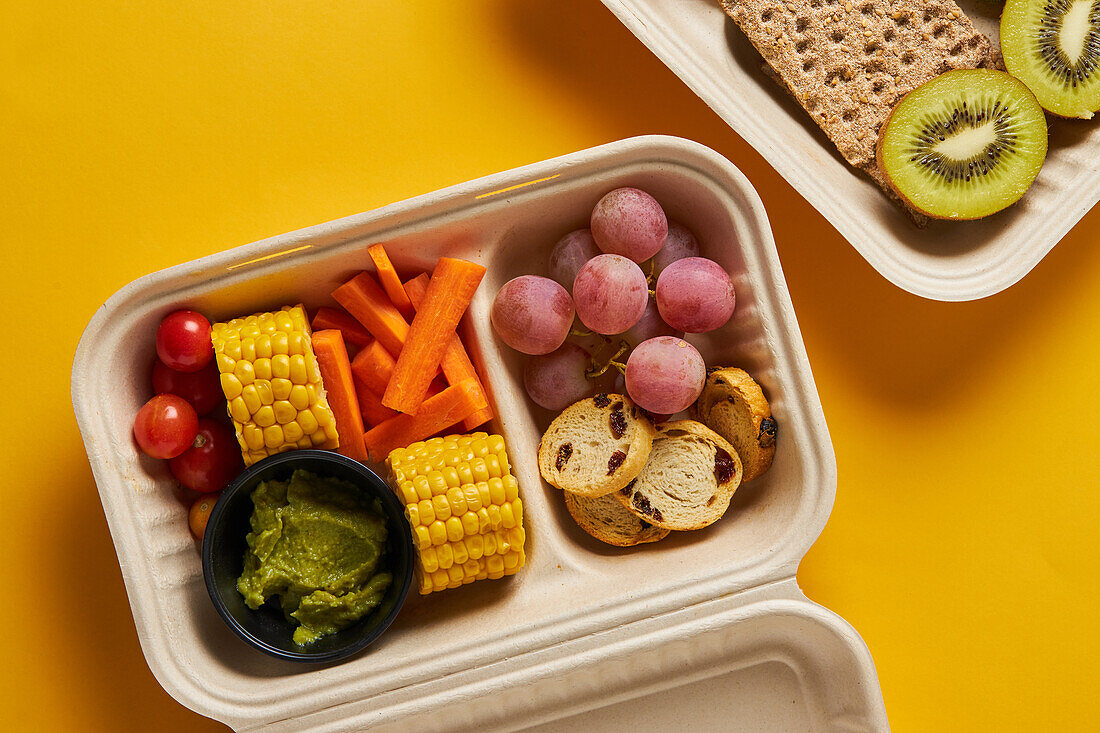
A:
[[72, 136, 886, 731]]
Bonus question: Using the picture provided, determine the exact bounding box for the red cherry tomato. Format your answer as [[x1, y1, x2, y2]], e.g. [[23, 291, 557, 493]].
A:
[[152, 359, 223, 416], [156, 310, 213, 373], [134, 394, 199, 459], [169, 419, 244, 493], [189, 492, 220, 540]]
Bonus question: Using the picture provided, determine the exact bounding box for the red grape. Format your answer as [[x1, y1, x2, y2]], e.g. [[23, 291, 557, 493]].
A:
[[491, 276, 575, 355], [169, 419, 244, 493], [652, 222, 701, 275], [523, 343, 595, 411], [656, 257, 735, 334], [625, 337, 706, 414], [572, 254, 648, 335], [590, 188, 668, 263], [156, 310, 213, 372], [548, 229, 601, 289], [133, 394, 199, 459], [152, 359, 223, 416]]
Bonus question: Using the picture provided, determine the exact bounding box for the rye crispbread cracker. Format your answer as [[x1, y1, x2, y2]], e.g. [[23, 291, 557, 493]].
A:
[[720, 0, 1002, 221]]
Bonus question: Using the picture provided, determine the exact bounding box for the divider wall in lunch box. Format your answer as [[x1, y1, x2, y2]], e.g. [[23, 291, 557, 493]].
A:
[[72, 136, 888, 731], [600, 0, 1100, 301]]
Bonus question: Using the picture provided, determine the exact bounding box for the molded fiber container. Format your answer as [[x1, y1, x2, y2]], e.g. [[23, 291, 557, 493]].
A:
[[72, 136, 889, 731], [600, 1, 1100, 301]]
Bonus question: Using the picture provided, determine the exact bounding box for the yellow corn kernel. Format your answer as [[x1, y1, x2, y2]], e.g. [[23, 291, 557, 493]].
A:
[[388, 433, 526, 594], [452, 539, 469, 565], [500, 502, 516, 530], [220, 372, 242, 400], [273, 400, 296, 425], [502, 550, 521, 572], [272, 353, 290, 378], [255, 380, 274, 405], [432, 494, 451, 522], [283, 421, 304, 444], [289, 354, 307, 384], [263, 425, 284, 449], [242, 425, 264, 451], [464, 484, 483, 512], [254, 357, 272, 381], [447, 565, 465, 586], [428, 521, 447, 546], [420, 546, 439, 574], [229, 397, 250, 424], [241, 385, 261, 415], [504, 474, 519, 502], [446, 487, 467, 516], [233, 359, 255, 386], [461, 511, 479, 537], [427, 471, 449, 497], [413, 475, 431, 501], [466, 533, 484, 560], [488, 477, 506, 506], [445, 516, 464, 543], [485, 453, 502, 478], [211, 305, 338, 466], [436, 543, 454, 570], [297, 409, 318, 434], [270, 378, 291, 400], [253, 406, 275, 428], [288, 332, 306, 356], [417, 499, 435, 525]]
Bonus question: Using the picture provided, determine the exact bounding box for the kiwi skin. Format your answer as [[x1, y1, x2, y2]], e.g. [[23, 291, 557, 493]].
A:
[[875, 70, 1048, 221]]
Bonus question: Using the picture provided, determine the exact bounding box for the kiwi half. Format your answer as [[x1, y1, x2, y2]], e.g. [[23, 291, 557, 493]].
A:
[[1002, 0, 1100, 119], [877, 70, 1048, 220]]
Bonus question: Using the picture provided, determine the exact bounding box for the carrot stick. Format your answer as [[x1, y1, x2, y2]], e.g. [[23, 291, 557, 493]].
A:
[[350, 340, 397, 397], [404, 273, 493, 430], [355, 373, 445, 427], [311, 330, 368, 462], [382, 258, 486, 414], [353, 375, 399, 428], [364, 378, 487, 461], [368, 244, 414, 320], [311, 307, 374, 348], [332, 272, 409, 358]]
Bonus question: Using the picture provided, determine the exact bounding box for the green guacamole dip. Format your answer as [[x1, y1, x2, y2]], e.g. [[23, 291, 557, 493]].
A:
[[237, 469, 393, 646]]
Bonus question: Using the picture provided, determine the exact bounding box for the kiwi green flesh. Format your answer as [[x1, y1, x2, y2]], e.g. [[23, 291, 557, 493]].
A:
[[879, 70, 1048, 220], [1002, 0, 1100, 118]]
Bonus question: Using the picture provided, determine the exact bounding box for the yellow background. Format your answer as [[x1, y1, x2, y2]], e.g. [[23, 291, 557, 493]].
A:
[[4, 1, 1098, 730]]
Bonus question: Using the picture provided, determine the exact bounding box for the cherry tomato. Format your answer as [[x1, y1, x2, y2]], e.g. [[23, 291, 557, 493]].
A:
[[169, 419, 244, 493], [189, 492, 220, 540], [134, 394, 199, 459], [152, 359, 223, 416], [156, 310, 213, 373]]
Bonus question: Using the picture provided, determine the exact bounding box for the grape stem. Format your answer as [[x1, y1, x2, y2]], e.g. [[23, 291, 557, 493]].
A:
[[586, 341, 630, 379], [570, 326, 606, 340]]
